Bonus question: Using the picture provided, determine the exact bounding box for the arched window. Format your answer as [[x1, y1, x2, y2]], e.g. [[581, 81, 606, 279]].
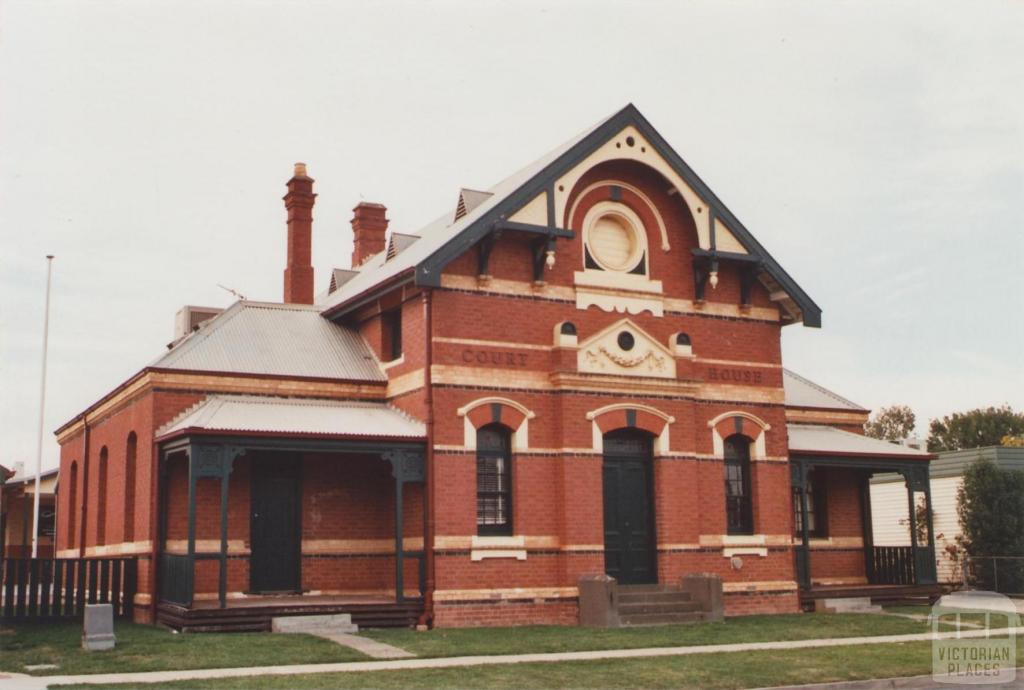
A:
[[67, 461, 78, 548], [724, 435, 753, 535], [476, 424, 512, 536], [97, 446, 108, 545], [124, 432, 137, 543]]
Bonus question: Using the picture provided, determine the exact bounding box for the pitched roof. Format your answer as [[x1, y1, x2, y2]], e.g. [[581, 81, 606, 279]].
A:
[[156, 395, 425, 440], [319, 104, 821, 327], [319, 110, 608, 314], [783, 369, 866, 411], [787, 424, 930, 458], [152, 301, 385, 382]]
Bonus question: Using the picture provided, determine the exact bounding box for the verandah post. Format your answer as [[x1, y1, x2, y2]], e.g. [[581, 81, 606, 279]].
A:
[[905, 472, 919, 585], [791, 459, 811, 589], [394, 474, 404, 604], [218, 464, 230, 609], [186, 448, 197, 608]]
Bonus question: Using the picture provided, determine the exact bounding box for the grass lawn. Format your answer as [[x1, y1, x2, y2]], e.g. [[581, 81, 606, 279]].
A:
[[0, 621, 366, 677], [884, 605, 1013, 627], [363, 612, 936, 658], [53, 638, 1024, 689]]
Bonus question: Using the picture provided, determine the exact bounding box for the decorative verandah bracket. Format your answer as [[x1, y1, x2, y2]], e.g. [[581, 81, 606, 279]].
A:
[[382, 450, 425, 603], [187, 443, 245, 610]]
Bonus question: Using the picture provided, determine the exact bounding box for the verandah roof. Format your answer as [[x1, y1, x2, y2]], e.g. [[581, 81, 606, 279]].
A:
[[156, 395, 425, 442], [788, 424, 931, 459]]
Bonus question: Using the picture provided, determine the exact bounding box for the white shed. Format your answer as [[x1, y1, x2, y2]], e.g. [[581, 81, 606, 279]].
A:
[[870, 446, 1024, 585]]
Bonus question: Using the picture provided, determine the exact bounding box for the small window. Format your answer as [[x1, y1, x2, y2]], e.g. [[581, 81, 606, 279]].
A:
[[724, 435, 753, 535], [39, 508, 56, 538], [793, 469, 828, 538], [476, 424, 512, 536], [382, 308, 402, 361]]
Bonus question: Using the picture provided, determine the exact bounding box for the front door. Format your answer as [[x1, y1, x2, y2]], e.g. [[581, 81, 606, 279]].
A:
[[250, 454, 302, 593], [603, 430, 656, 584]]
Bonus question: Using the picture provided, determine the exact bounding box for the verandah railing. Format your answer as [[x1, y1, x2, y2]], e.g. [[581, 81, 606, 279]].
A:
[[869, 545, 916, 585], [0, 557, 138, 620]]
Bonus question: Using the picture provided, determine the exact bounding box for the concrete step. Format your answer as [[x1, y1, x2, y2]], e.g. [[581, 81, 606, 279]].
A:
[[814, 597, 884, 614], [618, 600, 702, 615], [618, 591, 693, 606], [271, 613, 359, 634], [619, 611, 706, 626], [618, 583, 682, 593]]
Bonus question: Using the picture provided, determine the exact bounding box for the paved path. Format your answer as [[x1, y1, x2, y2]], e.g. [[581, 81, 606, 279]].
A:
[[312, 632, 415, 659], [2, 627, 1021, 690], [754, 668, 1024, 689]]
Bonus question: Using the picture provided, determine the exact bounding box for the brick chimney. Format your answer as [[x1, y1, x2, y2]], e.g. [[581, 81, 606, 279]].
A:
[[283, 162, 316, 304], [351, 202, 388, 267]]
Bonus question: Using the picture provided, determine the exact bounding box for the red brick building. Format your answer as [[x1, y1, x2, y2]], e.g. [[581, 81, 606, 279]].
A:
[[54, 105, 938, 629]]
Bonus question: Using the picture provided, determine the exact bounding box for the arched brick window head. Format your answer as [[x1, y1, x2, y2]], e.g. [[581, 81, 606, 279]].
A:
[[724, 434, 753, 535], [476, 424, 512, 536], [124, 432, 137, 543]]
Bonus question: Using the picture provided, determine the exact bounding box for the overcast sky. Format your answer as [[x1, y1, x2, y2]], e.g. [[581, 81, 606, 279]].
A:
[[2, 1, 1022, 473]]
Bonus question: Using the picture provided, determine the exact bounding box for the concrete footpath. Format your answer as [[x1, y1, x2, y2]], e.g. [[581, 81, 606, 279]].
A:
[[1, 627, 1021, 690]]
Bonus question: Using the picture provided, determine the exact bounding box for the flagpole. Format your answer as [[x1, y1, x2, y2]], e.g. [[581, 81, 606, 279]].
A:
[[31, 255, 54, 559]]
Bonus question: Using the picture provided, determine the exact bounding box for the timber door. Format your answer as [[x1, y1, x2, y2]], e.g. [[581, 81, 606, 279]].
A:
[[250, 455, 302, 593], [602, 430, 656, 584]]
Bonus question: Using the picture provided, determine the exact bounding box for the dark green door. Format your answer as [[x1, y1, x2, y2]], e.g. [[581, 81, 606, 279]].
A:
[[603, 430, 656, 584], [250, 455, 302, 593]]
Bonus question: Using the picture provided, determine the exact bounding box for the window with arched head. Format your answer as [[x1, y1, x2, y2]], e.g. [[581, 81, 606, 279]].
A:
[[476, 424, 512, 536], [724, 434, 753, 535], [97, 446, 108, 544], [67, 461, 78, 548], [124, 432, 137, 543]]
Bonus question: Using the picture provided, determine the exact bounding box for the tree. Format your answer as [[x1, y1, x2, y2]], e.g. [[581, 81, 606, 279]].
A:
[[927, 405, 1024, 452], [1002, 435, 1024, 448], [957, 458, 1024, 593], [864, 405, 916, 442]]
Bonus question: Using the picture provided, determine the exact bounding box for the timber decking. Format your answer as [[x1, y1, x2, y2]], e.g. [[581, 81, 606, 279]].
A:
[[156, 595, 423, 632]]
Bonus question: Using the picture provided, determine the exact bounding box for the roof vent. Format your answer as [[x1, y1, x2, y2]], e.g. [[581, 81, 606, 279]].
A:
[[454, 188, 493, 222], [174, 305, 223, 341], [383, 232, 421, 262]]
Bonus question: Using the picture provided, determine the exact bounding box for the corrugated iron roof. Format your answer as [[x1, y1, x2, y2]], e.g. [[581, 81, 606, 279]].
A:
[[157, 395, 425, 440], [783, 369, 866, 411], [318, 111, 614, 312], [787, 424, 929, 457], [152, 301, 385, 382]]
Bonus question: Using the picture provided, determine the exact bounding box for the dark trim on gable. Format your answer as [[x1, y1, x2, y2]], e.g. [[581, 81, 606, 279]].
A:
[[414, 104, 821, 328]]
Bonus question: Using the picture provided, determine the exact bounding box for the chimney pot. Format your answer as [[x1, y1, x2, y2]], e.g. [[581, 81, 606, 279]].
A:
[[351, 202, 388, 267], [294, 162, 308, 178]]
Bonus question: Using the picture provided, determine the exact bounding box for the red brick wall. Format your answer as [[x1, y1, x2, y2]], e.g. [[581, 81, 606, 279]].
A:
[[165, 452, 424, 598]]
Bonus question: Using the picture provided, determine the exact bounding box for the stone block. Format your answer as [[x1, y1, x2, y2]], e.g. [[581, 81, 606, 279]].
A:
[[578, 573, 620, 627], [82, 604, 116, 651], [680, 572, 724, 622]]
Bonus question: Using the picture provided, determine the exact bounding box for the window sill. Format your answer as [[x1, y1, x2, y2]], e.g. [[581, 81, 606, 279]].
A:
[[470, 534, 527, 561], [723, 547, 767, 558], [381, 355, 405, 370]]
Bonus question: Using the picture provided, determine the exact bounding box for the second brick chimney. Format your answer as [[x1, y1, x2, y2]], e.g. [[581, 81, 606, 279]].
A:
[[283, 163, 316, 304], [351, 202, 388, 267]]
